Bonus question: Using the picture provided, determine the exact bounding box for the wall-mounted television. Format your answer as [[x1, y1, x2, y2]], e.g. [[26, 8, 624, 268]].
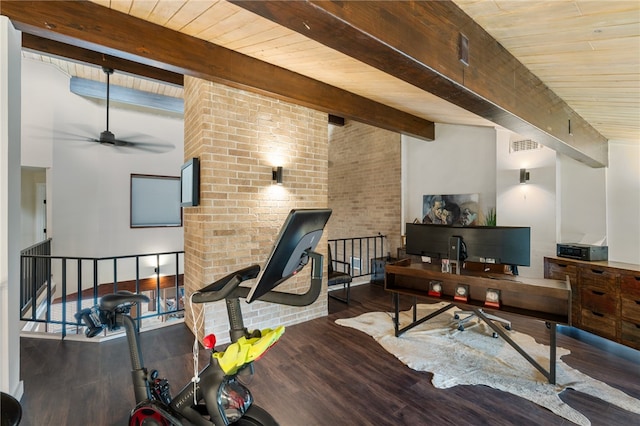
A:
[[180, 157, 200, 207], [405, 223, 531, 270]]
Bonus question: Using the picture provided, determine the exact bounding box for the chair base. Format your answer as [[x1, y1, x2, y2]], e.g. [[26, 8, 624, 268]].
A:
[[453, 309, 511, 338]]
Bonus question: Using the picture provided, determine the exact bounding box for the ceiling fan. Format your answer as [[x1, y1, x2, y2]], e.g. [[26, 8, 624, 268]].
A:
[[87, 67, 174, 153]]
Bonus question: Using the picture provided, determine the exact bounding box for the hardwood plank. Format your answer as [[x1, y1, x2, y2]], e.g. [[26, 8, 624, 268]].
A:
[[19, 284, 640, 425]]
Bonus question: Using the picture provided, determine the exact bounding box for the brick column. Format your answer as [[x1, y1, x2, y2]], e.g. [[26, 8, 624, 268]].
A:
[[183, 77, 329, 343], [328, 120, 402, 256]]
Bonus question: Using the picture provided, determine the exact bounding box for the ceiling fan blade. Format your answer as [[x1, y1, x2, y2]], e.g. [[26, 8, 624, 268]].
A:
[[112, 139, 175, 154], [93, 67, 175, 154]]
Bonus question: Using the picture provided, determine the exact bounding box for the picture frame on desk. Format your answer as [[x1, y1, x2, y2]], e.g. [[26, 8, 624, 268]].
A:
[[454, 284, 469, 302], [485, 288, 501, 308], [428, 280, 443, 297]]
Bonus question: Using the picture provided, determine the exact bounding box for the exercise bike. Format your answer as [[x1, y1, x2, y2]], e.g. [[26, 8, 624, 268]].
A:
[[75, 209, 332, 425]]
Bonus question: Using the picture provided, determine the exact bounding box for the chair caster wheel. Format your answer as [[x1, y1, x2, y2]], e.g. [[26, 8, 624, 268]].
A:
[[458, 325, 464, 331], [505, 325, 511, 331], [454, 314, 460, 320], [492, 332, 498, 338], [545, 322, 551, 329]]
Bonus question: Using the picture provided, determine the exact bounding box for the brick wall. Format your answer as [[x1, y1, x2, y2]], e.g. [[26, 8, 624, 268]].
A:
[[183, 77, 328, 344], [328, 120, 402, 257]]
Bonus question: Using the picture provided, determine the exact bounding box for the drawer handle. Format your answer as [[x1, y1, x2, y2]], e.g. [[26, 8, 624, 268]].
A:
[[591, 290, 605, 296], [591, 269, 605, 274], [591, 311, 604, 317]]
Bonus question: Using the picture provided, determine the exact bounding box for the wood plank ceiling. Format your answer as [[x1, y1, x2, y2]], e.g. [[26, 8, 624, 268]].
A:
[[7, 1, 640, 167]]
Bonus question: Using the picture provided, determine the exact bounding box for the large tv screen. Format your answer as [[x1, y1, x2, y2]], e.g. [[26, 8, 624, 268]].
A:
[[405, 223, 531, 267]]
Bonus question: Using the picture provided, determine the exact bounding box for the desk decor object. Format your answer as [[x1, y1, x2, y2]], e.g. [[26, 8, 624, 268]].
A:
[[428, 280, 443, 297], [454, 284, 469, 302], [485, 288, 501, 308]]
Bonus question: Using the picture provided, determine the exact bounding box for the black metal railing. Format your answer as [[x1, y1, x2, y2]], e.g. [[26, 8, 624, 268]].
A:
[[20, 239, 52, 317], [328, 235, 386, 278], [20, 248, 184, 338]]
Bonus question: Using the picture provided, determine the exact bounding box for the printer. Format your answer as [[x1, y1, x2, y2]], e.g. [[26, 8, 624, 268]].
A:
[[556, 243, 608, 261]]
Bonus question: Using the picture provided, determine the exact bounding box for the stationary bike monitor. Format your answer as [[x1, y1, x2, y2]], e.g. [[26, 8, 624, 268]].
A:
[[246, 208, 332, 303]]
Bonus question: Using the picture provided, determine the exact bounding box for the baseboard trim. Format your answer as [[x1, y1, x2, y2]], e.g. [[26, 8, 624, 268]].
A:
[[558, 325, 639, 364]]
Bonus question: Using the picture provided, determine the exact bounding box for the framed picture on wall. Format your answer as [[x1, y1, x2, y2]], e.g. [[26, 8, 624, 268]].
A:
[[422, 193, 482, 226], [130, 174, 182, 227]]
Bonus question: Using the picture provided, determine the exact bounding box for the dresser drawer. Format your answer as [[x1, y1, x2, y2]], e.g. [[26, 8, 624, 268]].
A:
[[581, 286, 618, 315], [621, 320, 640, 350], [621, 295, 640, 324], [621, 274, 640, 292], [579, 267, 617, 291], [545, 260, 577, 282], [581, 309, 617, 340]]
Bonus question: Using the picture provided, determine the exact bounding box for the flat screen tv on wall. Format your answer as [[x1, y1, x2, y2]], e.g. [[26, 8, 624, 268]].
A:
[[180, 157, 200, 207]]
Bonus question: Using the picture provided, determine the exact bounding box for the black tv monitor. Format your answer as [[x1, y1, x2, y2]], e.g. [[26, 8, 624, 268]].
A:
[[180, 157, 200, 207], [405, 223, 531, 267], [246, 208, 332, 303]]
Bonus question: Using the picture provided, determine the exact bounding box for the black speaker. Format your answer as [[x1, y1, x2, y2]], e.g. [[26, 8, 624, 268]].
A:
[[448, 236, 467, 262], [449, 236, 461, 261]]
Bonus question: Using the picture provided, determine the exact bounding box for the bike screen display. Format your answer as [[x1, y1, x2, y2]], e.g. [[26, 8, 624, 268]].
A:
[[246, 208, 332, 303]]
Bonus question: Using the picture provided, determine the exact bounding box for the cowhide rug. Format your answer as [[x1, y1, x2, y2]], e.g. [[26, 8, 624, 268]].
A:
[[336, 303, 640, 426]]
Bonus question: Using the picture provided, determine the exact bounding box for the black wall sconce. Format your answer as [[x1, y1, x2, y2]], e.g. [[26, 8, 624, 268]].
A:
[[519, 168, 530, 184], [272, 166, 283, 184]]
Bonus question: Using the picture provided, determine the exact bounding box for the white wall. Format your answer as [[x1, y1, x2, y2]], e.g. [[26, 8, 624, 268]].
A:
[[403, 124, 639, 278], [402, 123, 497, 227], [21, 58, 185, 286], [496, 129, 557, 278], [1, 16, 24, 399], [607, 141, 640, 264], [21, 168, 46, 247], [558, 152, 607, 245]]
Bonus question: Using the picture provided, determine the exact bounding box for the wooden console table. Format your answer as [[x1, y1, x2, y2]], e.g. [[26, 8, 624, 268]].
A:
[[384, 259, 570, 384]]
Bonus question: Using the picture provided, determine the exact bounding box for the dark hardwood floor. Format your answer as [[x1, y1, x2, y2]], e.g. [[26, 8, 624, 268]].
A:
[[20, 284, 640, 425]]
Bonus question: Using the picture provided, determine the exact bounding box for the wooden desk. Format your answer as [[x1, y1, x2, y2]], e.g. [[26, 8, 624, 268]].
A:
[[384, 259, 571, 384]]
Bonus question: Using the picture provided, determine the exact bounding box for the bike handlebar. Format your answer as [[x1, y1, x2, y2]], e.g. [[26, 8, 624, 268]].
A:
[[191, 264, 261, 304], [191, 251, 324, 307]]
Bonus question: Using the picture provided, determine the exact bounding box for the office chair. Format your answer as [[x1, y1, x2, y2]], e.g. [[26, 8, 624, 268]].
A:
[[453, 308, 511, 338], [327, 244, 352, 304], [1, 392, 22, 426]]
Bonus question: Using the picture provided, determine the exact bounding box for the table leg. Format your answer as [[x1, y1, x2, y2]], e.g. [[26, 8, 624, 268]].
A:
[[549, 322, 557, 384]]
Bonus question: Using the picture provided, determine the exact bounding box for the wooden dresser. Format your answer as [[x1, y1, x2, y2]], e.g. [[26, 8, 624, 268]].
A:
[[544, 256, 640, 350]]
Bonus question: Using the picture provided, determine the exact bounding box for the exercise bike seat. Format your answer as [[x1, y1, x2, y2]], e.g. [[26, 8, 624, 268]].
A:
[[100, 291, 150, 311]]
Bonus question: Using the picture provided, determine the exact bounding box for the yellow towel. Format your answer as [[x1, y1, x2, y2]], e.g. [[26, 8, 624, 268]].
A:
[[213, 326, 285, 375]]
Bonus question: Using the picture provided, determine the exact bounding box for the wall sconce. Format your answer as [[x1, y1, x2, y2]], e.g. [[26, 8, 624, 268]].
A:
[[272, 166, 283, 184], [519, 168, 530, 184]]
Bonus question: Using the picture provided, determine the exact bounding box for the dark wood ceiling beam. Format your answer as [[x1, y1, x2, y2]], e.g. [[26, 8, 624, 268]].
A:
[[1, 1, 434, 141], [22, 34, 184, 87], [230, 0, 608, 167]]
